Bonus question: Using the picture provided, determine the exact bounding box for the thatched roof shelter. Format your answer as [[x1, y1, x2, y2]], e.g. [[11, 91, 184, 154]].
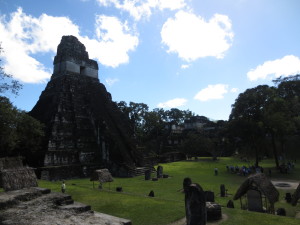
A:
[[90, 169, 113, 183], [0, 168, 38, 191], [233, 173, 279, 205], [291, 182, 300, 206]]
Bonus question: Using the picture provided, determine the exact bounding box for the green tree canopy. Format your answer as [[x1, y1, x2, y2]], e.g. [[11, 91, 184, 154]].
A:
[[0, 96, 44, 159]]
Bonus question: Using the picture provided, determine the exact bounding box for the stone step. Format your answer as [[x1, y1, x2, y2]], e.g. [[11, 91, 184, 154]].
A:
[[1, 188, 133, 225], [0, 187, 51, 210], [58, 201, 91, 213], [93, 212, 132, 225], [32, 187, 51, 194], [54, 194, 74, 206], [128, 167, 156, 177]]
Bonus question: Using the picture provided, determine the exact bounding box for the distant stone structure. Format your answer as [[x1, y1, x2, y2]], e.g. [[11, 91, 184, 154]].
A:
[[30, 36, 142, 180]]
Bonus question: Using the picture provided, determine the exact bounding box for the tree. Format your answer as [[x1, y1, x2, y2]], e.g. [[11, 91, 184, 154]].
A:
[[229, 85, 278, 167], [229, 80, 300, 168], [165, 108, 193, 124], [0, 43, 22, 95], [0, 96, 44, 164], [270, 75, 300, 160], [275, 75, 300, 118], [180, 131, 214, 158], [227, 118, 266, 166], [0, 96, 19, 154], [142, 110, 166, 154]]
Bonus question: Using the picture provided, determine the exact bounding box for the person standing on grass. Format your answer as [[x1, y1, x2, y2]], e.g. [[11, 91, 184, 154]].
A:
[[214, 167, 218, 176], [61, 181, 66, 193]]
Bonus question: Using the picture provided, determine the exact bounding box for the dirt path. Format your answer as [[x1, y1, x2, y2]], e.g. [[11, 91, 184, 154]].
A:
[[167, 214, 228, 225]]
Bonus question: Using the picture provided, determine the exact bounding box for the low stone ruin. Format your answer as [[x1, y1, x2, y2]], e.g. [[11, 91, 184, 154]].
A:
[[0, 187, 131, 225], [0, 157, 37, 191]]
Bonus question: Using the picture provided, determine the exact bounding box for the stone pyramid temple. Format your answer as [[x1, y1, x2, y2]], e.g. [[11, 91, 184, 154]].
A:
[[30, 36, 142, 180]]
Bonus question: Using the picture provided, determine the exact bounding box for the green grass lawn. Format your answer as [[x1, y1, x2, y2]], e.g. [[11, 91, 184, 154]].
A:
[[38, 157, 300, 225]]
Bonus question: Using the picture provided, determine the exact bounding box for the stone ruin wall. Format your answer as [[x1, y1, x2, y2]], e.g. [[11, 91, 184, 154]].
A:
[[52, 35, 98, 79], [53, 59, 98, 79], [0, 157, 37, 191]]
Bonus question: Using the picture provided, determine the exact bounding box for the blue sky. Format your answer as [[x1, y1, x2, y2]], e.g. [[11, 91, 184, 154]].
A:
[[1, 0, 300, 120]]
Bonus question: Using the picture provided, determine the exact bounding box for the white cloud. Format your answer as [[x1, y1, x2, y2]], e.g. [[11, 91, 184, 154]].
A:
[[157, 98, 187, 108], [247, 55, 300, 81], [157, 0, 186, 10], [0, 8, 138, 83], [105, 78, 119, 86], [181, 64, 190, 69], [97, 0, 186, 21], [161, 11, 234, 61], [82, 15, 138, 68], [0, 8, 80, 83], [194, 84, 228, 101], [230, 88, 238, 93]]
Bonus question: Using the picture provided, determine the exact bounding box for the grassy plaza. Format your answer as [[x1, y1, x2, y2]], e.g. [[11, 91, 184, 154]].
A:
[[38, 157, 300, 225]]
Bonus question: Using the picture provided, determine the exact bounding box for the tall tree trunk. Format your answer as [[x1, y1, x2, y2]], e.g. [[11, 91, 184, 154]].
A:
[[251, 136, 259, 167], [271, 132, 279, 169], [255, 147, 259, 167]]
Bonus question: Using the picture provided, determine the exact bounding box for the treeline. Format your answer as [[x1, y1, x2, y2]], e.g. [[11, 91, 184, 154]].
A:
[[228, 75, 300, 167], [0, 96, 44, 161], [115, 101, 229, 158], [116, 75, 300, 166]]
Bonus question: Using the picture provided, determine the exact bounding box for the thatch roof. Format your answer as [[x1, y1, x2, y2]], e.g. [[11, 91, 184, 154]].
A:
[[233, 173, 279, 204], [90, 169, 113, 183], [0, 167, 38, 191], [291, 182, 300, 206]]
